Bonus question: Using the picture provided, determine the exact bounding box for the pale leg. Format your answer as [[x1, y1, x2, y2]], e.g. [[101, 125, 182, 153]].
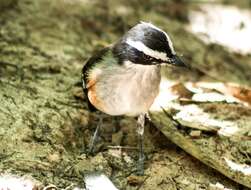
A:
[[88, 116, 103, 155], [137, 113, 146, 175]]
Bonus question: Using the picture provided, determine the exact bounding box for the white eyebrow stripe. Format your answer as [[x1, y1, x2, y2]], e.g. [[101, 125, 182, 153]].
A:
[[140, 21, 176, 55], [126, 39, 168, 61]]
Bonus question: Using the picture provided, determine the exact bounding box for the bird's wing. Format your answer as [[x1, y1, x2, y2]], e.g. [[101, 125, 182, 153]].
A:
[[82, 47, 111, 111], [82, 47, 110, 90]]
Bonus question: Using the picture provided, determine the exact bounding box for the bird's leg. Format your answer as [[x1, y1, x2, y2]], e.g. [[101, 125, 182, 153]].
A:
[[88, 116, 103, 155], [136, 113, 146, 175]]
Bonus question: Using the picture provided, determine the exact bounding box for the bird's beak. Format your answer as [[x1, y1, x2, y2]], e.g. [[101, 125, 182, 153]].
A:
[[165, 55, 190, 69]]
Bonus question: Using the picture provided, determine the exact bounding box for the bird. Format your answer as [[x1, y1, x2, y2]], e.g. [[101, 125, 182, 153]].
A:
[[82, 21, 188, 175]]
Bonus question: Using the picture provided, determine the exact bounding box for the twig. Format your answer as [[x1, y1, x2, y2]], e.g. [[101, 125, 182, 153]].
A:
[[107, 145, 138, 150], [106, 146, 152, 151]]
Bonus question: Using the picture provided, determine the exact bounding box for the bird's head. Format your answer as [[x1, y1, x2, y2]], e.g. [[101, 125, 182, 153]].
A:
[[113, 22, 188, 68]]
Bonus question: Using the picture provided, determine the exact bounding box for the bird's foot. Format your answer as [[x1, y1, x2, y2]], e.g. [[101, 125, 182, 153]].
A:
[[137, 152, 145, 176]]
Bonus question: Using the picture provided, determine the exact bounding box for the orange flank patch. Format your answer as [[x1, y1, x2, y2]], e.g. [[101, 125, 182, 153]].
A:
[[86, 78, 96, 89], [87, 85, 105, 112], [86, 68, 106, 112], [86, 67, 102, 89]]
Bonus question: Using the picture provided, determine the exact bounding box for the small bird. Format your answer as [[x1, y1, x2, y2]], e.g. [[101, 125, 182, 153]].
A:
[[82, 22, 187, 175]]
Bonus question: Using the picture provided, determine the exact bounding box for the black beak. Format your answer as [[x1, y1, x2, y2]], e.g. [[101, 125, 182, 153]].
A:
[[169, 55, 190, 68]]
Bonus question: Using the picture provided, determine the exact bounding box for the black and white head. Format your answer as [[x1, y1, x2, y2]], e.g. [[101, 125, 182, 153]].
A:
[[113, 22, 187, 67]]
